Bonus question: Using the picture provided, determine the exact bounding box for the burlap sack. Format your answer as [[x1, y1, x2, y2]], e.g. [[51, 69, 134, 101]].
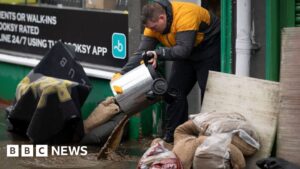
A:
[[207, 119, 259, 156], [174, 120, 201, 145], [84, 97, 120, 133], [229, 144, 246, 169], [192, 112, 260, 156], [173, 136, 207, 169], [232, 134, 257, 156]]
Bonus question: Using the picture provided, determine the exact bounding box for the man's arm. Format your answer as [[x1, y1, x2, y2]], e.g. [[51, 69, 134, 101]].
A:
[[155, 31, 197, 60], [121, 36, 158, 74]]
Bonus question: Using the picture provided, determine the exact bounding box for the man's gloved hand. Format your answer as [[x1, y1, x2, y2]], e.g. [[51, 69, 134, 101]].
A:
[[146, 50, 158, 69]]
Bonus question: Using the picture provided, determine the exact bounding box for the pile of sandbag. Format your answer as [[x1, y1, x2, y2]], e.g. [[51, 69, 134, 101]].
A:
[[143, 112, 260, 169], [192, 112, 260, 156]]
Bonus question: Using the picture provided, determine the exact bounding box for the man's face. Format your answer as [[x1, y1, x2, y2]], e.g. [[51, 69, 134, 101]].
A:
[[145, 14, 167, 33]]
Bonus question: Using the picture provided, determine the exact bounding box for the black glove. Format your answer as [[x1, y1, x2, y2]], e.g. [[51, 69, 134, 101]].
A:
[[142, 51, 154, 65], [256, 157, 300, 169]]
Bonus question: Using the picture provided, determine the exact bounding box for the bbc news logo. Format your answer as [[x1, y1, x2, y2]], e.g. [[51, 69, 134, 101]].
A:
[[7, 145, 88, 157]]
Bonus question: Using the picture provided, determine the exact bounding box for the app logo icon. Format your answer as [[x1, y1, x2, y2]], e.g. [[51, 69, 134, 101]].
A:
[[112, 33, 126, 59]]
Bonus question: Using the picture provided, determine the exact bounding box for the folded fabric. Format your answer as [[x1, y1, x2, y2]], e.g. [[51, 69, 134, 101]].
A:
[[6, 42, 91, 144]]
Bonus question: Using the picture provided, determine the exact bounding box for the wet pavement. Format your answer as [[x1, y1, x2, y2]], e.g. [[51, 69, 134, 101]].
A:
[[0, 107, 150, 169]]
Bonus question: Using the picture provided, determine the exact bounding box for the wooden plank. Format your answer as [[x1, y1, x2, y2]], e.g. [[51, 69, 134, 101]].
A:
[[277, 27, 300, 165], [200, 71, 280, 169]]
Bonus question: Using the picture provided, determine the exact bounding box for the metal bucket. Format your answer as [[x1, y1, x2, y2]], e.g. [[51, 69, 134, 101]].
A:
[[110, 64, 167, 115]]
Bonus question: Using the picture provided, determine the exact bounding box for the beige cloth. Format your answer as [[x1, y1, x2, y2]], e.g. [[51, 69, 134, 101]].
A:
[[84, 97, 120, 133]]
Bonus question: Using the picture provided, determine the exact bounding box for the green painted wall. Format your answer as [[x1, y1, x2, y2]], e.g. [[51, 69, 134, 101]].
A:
[[0, 62, 31, 100]]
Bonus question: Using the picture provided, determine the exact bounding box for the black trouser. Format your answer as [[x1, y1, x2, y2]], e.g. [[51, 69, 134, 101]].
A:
[[164, 38, 220, 136]]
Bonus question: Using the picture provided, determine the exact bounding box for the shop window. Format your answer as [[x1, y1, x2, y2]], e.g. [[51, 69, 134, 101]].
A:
[[40, 0, 83, 8], [0, 0, 128, 11], [0, 0, 129, 69], [0, 0, 37, 4]]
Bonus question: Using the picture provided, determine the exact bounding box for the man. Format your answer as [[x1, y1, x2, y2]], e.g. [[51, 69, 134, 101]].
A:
[[119, 0, 220, 142]]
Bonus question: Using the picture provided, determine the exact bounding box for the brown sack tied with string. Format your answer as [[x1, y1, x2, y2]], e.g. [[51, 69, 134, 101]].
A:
[[173, 135, 207, 169], [84, 97, 120, 133], [174, 120, 208, 144], [168, 120, 205, 169], [229, 144, 246, 169]]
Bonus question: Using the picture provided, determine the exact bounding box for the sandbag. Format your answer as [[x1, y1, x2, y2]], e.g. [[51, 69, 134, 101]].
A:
[[80, 112, 126, 146], [192, 112, 260, 156], [83, 97, 120, 133], [229, 144, 246, 169], [193, 133, 231, 169], [231, 130, 259, 156], [192, 112, 246, 130], [172, 135, 207, 169], [193, 143, 246, 169], [174, 120, 202, 145]]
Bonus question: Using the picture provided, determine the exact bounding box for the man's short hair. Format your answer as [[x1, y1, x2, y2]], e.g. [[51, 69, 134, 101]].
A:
[[141, 2, 165, 25]]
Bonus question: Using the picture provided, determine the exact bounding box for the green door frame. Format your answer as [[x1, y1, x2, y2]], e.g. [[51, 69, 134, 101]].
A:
[[266, 0, 297, 82], [221, 0, 232, 74], [297, 0, 300, 26], [280, 0, 296, 27], [266, 0, 280, 81]]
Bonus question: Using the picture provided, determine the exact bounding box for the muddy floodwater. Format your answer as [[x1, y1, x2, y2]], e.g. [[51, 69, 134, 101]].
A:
[[0, 107, 151, 169]]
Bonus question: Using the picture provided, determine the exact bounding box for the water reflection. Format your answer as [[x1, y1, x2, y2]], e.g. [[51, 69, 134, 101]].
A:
[[0, 107, 147, 169]]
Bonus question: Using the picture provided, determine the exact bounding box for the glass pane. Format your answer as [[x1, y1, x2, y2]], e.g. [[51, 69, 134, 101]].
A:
[[0, 0, 128, 12]]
